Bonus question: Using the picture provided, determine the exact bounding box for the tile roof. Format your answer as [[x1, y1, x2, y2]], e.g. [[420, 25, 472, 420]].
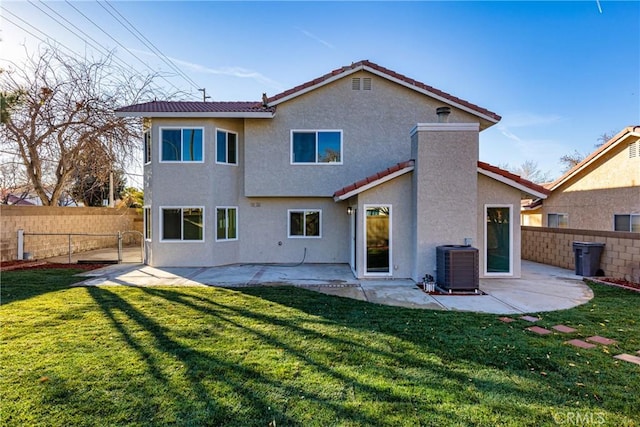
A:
[[333, 160, 415, 200], [115, 100, 274, 114], [334, 160, 549, 201], [116, 60, 500, 123], [477, 161, 551, 197], [266, 60, 501, 123], [549, 125, 640, 191]]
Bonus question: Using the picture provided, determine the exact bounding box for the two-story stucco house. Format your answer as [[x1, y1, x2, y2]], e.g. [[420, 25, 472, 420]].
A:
[[522, 126, 640, 231], [116, 60, 549, 281]]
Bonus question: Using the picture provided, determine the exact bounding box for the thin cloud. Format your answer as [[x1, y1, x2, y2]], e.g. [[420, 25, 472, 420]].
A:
[[501, 112, 563, 128], [296, 27, 334, 49], [129, 48, 285, 91]]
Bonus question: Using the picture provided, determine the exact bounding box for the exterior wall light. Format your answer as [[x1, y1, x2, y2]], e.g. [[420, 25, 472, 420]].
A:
[[347, 207, 353, 215]]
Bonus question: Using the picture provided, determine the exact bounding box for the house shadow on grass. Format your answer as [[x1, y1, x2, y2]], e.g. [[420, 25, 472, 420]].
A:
[[93, 284, 600, 425]]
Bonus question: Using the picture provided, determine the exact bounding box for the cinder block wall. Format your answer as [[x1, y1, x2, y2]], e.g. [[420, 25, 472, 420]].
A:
[[522, 226, 640, 282], [0, 206, 142, 261]]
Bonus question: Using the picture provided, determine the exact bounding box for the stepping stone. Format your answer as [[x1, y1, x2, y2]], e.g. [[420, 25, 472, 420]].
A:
[[520, 315, 541, 322], [614, 354, 640, 366], [566, 339, 597, 349], [499, 317, 515, 323], [552, 325, 577, 333], [526, 326, 552, 335], [586, 336, 617, 346]]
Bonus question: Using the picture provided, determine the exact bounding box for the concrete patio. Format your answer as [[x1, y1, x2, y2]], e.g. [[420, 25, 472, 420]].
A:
[[75, 260, 593, 315]]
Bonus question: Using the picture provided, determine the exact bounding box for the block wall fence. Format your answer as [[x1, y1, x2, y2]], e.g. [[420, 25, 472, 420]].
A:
[[0, 206, 142, 262], [522, 226, 640, 283]]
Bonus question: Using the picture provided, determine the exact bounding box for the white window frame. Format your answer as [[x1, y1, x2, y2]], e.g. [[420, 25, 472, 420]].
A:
[[290, 130, 343, 165], [143, 130, 152, 165], [287, 209, 322, 238], [143, 206, 152, 241], [614, 213, 640, 232], [159, 206, 205, 242], [547, 213, 568, 228], [159, 127, 205, 163], [484, 204, 514, 277], [215, 128, 238, 165], [363, 204, 392, 277], [216, 206, 238, 241]]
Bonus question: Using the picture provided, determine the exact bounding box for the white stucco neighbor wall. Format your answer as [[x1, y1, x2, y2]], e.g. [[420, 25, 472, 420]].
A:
[[411, 123, 480, 282]]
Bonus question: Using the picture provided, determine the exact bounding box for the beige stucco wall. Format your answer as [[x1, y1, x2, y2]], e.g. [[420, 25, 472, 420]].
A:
[[542, 141, 640, 230], [0, 206, 141, 261], [477, 174, 522, 278], [145, 118, 245, 266], [244, 70, 483, 197], [355, 173, 413, 279], [521, 211, 542, 227], [411, 124, 479, 281]]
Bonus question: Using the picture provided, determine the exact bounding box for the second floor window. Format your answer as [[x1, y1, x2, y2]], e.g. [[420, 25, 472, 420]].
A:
[[161, 128, 204, 162], [144, 131, 151, 164], [291, 130, 342, 164], [216, 129, 237, 164]]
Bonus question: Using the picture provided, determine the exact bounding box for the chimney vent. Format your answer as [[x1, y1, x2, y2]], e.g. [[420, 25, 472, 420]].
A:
[[436, 106, 451, 123]]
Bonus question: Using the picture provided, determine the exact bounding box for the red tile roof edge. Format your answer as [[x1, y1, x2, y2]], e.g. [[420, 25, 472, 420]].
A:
[[333, 160, 415, 198], [477, 161, 551, 196], [116, 100, 274, 113], [267, 60, 501, 122]]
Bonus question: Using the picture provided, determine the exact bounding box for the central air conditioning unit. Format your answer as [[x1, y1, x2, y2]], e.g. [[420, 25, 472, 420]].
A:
[[436, 245, 479, 292]]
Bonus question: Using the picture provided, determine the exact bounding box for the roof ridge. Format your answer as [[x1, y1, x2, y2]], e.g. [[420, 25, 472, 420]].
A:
[[549, 125, 640, 190], [477, 161, 550, 196], [266, 60, 500, 122]]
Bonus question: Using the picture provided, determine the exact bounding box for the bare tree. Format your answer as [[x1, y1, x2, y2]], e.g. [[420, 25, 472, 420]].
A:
[[0, 46, 163, 206], [559, 149, 585, 173], [500, 160, 553, 184], [558, 131, 615, 174]]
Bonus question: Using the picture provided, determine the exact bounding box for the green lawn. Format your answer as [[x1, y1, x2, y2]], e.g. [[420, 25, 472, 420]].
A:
[[1, 269, 639, 426]]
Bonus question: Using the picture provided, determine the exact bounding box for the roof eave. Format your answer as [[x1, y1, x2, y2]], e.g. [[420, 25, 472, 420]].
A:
[[267, 62, 500, 126], [549, 127, 640, 191], [333, 165, 414, 201], [114, 111, 275, 119], [477, 168, 549, 200], [361, 65, 500, 125], [268, 65, 364, 107]]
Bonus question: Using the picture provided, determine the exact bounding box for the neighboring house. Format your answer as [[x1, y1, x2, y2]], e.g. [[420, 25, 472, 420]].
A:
[[116, 60, 549, 281], [523, 126, 640, 232], [2, 194, 36, 206]]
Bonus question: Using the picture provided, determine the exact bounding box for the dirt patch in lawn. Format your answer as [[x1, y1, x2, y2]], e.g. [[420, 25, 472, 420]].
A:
[[0, 260, 108, 272], [588, 277, 640, 292]]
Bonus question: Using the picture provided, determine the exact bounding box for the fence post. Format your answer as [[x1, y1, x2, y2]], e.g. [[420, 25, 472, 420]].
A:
[[17, 229, 24, 260], [118, 231, 123, 264], [68, 234, 72, 264]]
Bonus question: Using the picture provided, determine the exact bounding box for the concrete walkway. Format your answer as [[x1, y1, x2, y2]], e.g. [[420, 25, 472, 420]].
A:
[[76, 261, 593, 314]]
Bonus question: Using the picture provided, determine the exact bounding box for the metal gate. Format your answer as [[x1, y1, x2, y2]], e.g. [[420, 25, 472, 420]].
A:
[[17, 230, 144, 264]]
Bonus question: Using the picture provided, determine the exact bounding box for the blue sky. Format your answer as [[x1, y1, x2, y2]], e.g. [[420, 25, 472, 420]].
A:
[[1, 1, 639, 182]]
